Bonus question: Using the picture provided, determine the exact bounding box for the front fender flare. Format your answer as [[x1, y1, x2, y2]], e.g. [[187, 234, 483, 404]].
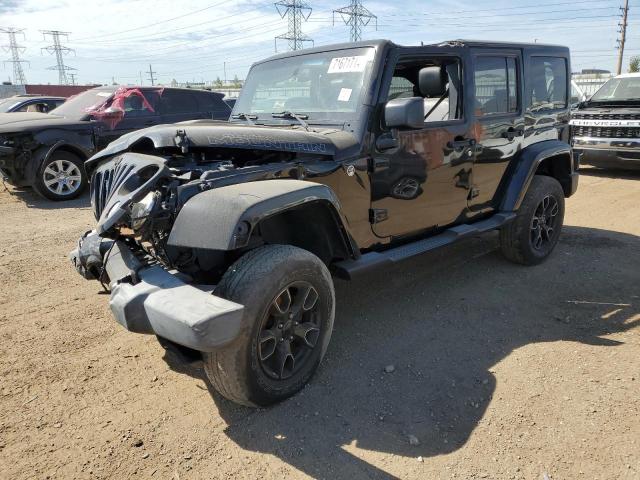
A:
[[167, 179, 351, 252], [499, 140, 573, 211]]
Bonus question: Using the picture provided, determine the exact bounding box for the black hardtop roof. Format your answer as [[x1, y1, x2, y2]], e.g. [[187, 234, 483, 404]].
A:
[[254, 38, 569, 66]]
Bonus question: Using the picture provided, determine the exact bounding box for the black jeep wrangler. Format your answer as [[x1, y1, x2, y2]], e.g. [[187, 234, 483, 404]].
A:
[[71, 40, 578, 407]]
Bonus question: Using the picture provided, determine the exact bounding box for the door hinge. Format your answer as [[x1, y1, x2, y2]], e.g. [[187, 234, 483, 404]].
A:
[[369, 208, 388, 224]]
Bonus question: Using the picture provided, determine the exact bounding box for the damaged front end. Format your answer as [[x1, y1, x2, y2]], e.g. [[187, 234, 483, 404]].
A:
[[70, 149, 253, 352], [70, 123, 350, 352]]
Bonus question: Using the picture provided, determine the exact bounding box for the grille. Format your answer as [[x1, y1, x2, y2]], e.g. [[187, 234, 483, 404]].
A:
[[571, 125, 640, 138], [572, 112, 640, 120], [90, 160, 136, 220]]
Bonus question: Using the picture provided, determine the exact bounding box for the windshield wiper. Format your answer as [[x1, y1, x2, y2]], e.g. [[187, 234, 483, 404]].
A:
[[272, 111, 310, 131], [231, 112, 258, 124]]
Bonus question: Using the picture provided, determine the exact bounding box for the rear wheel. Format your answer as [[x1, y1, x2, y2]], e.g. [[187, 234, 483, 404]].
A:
[[33, 151, 86, 201], [203, 245, 335, 407], [500, 175, 565, 265]]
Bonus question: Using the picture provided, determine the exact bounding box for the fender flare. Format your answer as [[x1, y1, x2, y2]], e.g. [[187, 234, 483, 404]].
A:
[[24, 141, 90, 184], [167, 179, 356, 255], [499, 140, 573, 211]]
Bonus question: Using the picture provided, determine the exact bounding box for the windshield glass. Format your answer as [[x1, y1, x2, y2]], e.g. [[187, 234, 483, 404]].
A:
[[50, 88, 115, 118], [233, 47, 376, 122], [590, 76, 640, 102], [0, 98, 22, 112]]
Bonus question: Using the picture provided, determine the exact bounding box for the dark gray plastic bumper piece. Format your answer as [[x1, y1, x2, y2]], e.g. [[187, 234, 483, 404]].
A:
[[73, 235, 244, 352]]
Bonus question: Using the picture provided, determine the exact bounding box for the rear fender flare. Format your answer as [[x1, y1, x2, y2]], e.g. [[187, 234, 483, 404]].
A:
[[499, 140, 573, 211], [167, 179, 357, 257]]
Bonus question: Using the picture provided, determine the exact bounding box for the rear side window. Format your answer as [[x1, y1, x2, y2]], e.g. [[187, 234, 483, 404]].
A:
[[160, 91, 199, 114], [197, 92, 230, 114], [474, 56, 518, 116], [529, 57, 567, 111]]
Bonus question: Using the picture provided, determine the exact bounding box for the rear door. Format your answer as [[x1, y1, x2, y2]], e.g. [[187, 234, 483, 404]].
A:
[[468, 49, 525, 214]]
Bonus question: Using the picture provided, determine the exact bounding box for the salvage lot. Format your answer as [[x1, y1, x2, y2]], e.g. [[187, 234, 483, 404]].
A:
[[0, 169, 638, 480]]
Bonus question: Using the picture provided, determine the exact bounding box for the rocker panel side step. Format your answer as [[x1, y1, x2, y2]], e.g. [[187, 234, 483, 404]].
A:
[[333, 212, 516, 280]]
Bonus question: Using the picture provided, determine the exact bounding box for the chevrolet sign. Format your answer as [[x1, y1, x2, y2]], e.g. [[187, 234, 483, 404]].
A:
[[569, 119, 640, 127]]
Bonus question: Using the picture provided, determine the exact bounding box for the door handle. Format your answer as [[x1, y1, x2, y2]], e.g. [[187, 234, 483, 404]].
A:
[[501, 127, 524, 140], [447, 138, 476, 152]]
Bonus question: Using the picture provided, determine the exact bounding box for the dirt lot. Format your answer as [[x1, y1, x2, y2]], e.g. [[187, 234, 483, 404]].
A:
[[0, 168, 638, 480]]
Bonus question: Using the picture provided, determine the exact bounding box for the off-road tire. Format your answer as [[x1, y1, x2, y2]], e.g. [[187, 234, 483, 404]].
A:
[[500, 175, 565, 265], [203, 245, 335, 407], [33, 150, 86, 201]]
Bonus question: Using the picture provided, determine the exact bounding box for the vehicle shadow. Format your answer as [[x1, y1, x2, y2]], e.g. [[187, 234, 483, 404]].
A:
[[1, 184, 90, 210], [578, 166, 640, 180], [162, 225, 639, 479]]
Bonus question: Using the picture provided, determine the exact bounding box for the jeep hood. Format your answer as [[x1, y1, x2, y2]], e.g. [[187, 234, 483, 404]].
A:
[[0, 112, 88, 134], [87, 121, 360, 168]]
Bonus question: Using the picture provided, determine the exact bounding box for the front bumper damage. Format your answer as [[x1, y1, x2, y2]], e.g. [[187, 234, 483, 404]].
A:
[[70, 232, 244, 352]]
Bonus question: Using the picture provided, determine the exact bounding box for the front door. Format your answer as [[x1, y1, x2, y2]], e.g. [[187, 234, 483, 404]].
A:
[[370, 50, 475, 239]]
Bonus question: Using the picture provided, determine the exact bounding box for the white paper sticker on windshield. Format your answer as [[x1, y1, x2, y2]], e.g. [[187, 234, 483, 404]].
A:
[[328, 56, 368, 74], [338, 88, 352, 102]]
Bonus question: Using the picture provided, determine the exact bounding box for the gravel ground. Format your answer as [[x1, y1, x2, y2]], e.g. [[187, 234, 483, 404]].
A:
[[0, 168, 638, 480]]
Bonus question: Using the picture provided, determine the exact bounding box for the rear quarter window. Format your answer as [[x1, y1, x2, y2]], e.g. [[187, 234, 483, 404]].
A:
[[160, 91, 199, 114], [528, 56, 567, 111]]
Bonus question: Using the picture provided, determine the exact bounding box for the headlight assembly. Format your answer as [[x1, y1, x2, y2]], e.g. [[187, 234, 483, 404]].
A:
[[130, 191, 158, 231]]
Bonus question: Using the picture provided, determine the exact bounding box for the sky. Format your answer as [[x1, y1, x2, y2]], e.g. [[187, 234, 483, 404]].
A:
[[0, 0, 637, 86]]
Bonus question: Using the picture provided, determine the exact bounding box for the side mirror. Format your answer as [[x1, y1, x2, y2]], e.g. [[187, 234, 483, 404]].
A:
[[384, 97, 424, 130]]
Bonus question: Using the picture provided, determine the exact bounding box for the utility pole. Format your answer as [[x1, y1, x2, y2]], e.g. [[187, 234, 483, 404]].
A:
[[616, 0, 630, 75], [274, 0, 313, 52], [41, 30, 75, 85], [1, 27, 28, 85], [333, 0, 377, 42], [147, 64, 156, 86], [69, 73, 77, 85]]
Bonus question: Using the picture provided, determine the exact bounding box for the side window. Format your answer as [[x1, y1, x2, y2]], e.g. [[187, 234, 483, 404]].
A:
[[474, 56, 519, 116], [388, 76, 415, 100], [160, 91, 199, 114], [529, 57, 567, 110], [197, 93, 229, 114], [386, 57, 463, 123]]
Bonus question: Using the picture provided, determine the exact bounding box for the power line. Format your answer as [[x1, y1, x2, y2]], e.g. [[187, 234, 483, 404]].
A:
[[275, 0, 313, 51], [0, 27, 28, 85], [41, 30, 76, 85], [333, 0, 377, 42], [73, 0, 238, 41], [617, 0, 630, 74]]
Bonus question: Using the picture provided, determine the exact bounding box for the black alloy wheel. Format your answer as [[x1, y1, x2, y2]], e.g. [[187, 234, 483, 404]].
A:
[[258, 282, 321, 380]]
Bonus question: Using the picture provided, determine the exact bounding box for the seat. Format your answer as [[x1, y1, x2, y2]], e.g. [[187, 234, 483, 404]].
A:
[[418, 66, 450, 122]]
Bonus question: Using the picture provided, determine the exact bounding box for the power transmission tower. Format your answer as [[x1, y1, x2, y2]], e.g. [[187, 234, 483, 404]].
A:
[[147, 64, 156, 86], [616, 0, 630, 75], [1, 27, 29, 85], [274, 1, 313, 52], [333, 0, 377, 42], [69, 73, 77, 85], [41, 30, 75, 85]]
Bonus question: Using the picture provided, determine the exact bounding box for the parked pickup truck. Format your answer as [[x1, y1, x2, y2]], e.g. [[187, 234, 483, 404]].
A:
[[71, 39, 578, 407], [571, 72, 640, 170]]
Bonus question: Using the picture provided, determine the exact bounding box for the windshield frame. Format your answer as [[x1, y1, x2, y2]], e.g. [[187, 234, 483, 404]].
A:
[[49, 88, 116, 120], [232, 46, 380, 127]]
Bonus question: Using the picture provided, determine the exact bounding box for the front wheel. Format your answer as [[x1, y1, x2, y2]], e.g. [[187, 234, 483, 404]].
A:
[[500, 175, 565, 265], [33, 151, 86, 201], [203, 245, 335, 407]]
